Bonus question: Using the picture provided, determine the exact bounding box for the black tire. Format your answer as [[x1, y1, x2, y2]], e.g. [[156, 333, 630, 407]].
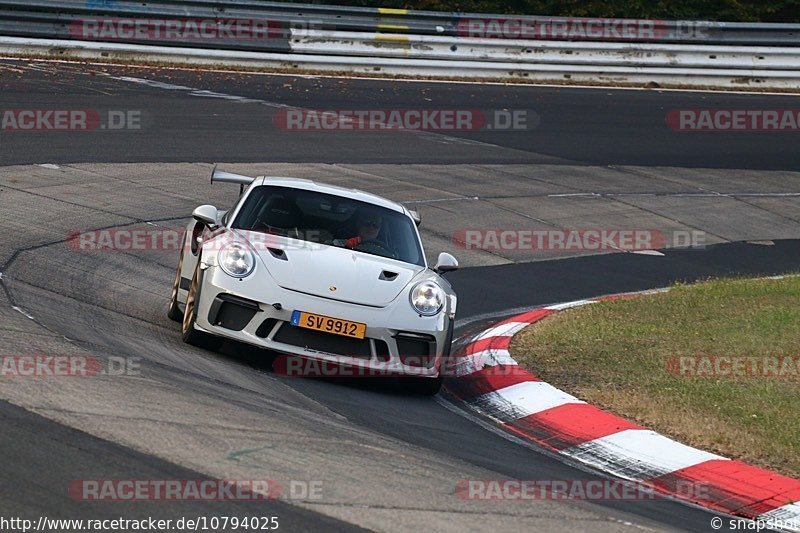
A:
[[436, 320, 456, 378], [167, 236, 186, 322], [407, 376, 444, 396], [407, 320, 454, 396], [181, 260, 223, 350]]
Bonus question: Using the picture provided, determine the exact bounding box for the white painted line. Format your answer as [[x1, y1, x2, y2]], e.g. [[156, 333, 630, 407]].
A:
[[453, 349, 517, 377], [544, 299, 596, 311], [632, 250, 665, 256], [111, 76, 193, 91], [759, 503, 800, 532], [468, 381, 584, 423], [401, 196, 479, 204], [111, 76, 289, 109], [464, 348, 517, 366], [12, 306, 35, 320], [562, 429, 728, 481], [474, 321, 530, 339], [636, 288, 672, 296]]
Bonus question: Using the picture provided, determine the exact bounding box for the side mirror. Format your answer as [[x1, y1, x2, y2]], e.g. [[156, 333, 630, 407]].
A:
[[192, 205, 219, 227], [434, 252, 459, 273]]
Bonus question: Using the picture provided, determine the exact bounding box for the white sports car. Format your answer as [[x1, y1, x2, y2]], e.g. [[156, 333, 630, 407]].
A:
[[168, 168, 459, 394]]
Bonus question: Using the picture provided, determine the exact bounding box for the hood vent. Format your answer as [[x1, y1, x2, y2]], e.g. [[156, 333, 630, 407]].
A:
[[379, 270, 399, 281], [268, 248, 287, 260]]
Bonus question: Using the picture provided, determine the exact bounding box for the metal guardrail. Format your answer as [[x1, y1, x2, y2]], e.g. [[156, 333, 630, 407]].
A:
[[0, 0, 798, 88], [290, 30, 800, 70], [1, 0, 800, 46]]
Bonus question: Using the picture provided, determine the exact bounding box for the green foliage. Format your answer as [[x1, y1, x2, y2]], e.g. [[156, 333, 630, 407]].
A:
[[299, 0, 800, 22]]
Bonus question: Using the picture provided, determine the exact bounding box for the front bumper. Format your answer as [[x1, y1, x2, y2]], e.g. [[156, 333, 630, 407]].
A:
[[193, 266, 451, 377]]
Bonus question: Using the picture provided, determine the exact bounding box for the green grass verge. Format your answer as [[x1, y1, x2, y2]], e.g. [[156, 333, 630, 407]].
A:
[[510, 275, 800, 478]]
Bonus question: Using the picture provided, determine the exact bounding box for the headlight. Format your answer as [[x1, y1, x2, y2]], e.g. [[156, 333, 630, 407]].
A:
[[409, 281, 445, 316], [218, 242, 255, 278]]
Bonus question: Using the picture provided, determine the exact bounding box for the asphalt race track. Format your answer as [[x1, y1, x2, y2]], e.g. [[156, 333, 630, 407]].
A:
[[1, 59, 799, 532], [1, 60, 799, 170]]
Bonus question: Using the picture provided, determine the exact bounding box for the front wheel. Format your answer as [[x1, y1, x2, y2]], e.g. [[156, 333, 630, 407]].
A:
[[182, 260, 223, 350], [167, 235, 186, 322]]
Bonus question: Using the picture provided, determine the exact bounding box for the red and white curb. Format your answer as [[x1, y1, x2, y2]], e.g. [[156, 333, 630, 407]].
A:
[[446, 291, 800, 530]]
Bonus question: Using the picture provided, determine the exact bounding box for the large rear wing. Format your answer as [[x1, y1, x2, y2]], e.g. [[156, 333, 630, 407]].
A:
[[211, 165, 255, 185], [210, 165, 256, 194]]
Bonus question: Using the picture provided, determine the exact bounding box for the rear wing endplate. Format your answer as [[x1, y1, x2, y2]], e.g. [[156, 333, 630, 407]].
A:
[[210, 165, 255, 186], [211, 165, 256, 195]]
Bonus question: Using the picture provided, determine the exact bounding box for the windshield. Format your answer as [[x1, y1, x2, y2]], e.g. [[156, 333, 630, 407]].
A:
[[231, 185, 425, 266]]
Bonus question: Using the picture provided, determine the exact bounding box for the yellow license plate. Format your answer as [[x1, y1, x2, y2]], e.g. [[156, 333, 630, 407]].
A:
[[290, 310, 366, 339]]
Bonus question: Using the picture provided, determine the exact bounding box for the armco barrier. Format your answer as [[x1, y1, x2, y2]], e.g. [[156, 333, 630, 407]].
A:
[[0, 1, 798, 88]]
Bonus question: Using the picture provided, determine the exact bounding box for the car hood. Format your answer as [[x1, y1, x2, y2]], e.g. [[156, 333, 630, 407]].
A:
[[242, 233, 424, 307]]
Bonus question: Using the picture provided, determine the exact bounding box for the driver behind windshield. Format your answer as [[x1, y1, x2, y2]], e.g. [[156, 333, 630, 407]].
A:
[[332, 212, 382, 249]]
